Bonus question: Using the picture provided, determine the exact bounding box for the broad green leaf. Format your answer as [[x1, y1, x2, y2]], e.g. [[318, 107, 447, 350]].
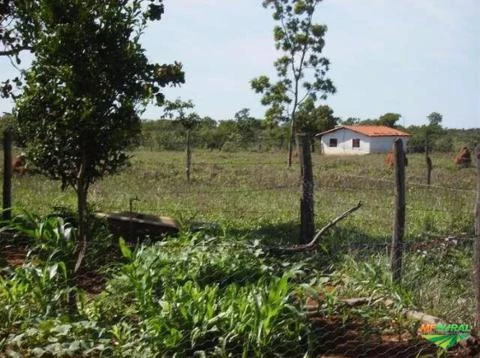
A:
[[119, 238, 132, 260]]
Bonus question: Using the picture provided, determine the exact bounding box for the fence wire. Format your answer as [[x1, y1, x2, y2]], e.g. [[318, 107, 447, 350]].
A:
[[1, 149, 478, 357]]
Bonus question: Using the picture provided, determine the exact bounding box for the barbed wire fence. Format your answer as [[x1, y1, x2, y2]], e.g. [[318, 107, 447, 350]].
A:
[[1, 126, 479, 357]]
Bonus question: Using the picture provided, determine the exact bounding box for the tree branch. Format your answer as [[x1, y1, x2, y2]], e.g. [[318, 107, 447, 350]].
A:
[[267, 201, 362, 254], [0, 45, 32, 57]]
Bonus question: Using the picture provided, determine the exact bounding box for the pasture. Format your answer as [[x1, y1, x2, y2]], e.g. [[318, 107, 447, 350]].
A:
[[12, 149, 476, 234], [1, 149, 478, 356]]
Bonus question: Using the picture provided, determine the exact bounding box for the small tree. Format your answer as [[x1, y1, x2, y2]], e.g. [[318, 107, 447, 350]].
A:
[[15, 0, 184, 280], [423, 112, 443, 184], [234, 108, 262, 150], [427, 112, 443, 127], [378, 113, 401, 128], [251, 0, 335, 167], [163, 98, 199, 181]]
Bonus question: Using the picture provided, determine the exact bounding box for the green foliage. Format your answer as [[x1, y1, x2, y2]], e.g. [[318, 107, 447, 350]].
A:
[[403, 243, 474, 322], [88, 233, 312, 356], [15, 0, 184, 192], [0, 148, 477, 355], [378, 112, 401, 128], [5, 319, 110, 357], [252, 0, 335, 164], [13, 0, 184, 275], [341, 113, 402, 128], [406, 113, 449, 153], [296, 98, 338, 149], [330, 255, 412, 306], [0, 215, 78, 345], [427, 112, 443, 127], [141, 114, 290, 151], [162, 98, 199, 130]]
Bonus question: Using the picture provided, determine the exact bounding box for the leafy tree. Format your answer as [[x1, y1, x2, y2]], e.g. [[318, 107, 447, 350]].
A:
[[407, 113, 446, 153], [216, 120, 239, 151], [15, 0, 184, 280], [377, 112, 401, 128], [342, 117, 361, 125], [234, 108, 262, 149], [427, 112, 443, 127], [196, 116, 218, 150], [424, 112, 445, 154], [162, 98, 199, 181], [296, 98, 338, 151], [251, 0, 335, 167], [0, 0, 35, 58]]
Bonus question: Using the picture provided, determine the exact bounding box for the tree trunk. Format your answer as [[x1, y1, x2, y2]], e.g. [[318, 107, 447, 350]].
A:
[[298, 134, 314, 244], [288, 118, 296, 168], [3, 128, 12, 221], [425, 132, 432, 185], [75, 184, 88, 274], [69, 152, 88, 315]]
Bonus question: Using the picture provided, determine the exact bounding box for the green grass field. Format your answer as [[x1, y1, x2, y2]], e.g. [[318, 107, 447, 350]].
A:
[[11, 149, 476, 240]]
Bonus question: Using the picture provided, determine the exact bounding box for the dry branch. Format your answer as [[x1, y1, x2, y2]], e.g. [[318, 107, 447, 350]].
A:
[[268, 201, 362, 254], [304, 295, 443, 324]]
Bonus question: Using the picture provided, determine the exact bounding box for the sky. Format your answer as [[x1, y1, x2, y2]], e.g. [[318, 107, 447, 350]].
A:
[[0, 0, 479, 129]]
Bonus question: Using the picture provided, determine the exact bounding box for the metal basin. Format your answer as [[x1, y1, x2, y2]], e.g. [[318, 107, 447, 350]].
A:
[[95, 211, 179, 241]]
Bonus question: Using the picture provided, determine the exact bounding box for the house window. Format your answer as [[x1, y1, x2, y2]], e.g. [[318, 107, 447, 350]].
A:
[[352, 139, 360, 148], [329, 138, 338, 147]]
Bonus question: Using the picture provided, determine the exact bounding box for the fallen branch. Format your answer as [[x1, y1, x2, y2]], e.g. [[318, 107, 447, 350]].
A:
[[304, 296, 443, 324], [268, 201, 362, 254]]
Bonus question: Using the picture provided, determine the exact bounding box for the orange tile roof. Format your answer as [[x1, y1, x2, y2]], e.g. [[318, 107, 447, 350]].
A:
[[317, 125, 411, 137]]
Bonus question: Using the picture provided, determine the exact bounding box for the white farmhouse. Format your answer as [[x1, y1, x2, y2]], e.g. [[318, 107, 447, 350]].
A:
[[316, 125, 411, 155]]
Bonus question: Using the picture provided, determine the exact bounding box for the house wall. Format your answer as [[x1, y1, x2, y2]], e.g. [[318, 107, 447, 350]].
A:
[[320, 129, 371, 155], [369, 136, 409, 153], [319, 129, 410, 155]]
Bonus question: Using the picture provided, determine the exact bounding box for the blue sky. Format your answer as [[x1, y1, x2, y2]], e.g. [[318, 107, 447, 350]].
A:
[[1, 0, 479, 128]]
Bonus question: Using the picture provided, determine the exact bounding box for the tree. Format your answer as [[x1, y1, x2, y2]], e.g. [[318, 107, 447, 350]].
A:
[[251, 0, 335, 167], [427, 112, 443, 127], [296, 98, 338, 151], [162, 98, 199, 181], [15, 0, 184, 284], [342, 117, 361, 125], [377, 112, 401, 128], [424, 111, 445, 154], [0, 0, 35, 58], [196, 116, 217, 150], [234, 108, 262, 149]]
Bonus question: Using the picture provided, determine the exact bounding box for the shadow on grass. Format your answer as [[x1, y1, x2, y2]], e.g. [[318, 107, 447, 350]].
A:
[[227, 221, 387, 247], [223, 221, 392, 267]]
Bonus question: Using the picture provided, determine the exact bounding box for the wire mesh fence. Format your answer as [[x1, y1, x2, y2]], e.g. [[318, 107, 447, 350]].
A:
[[1, 144, 479, 357]]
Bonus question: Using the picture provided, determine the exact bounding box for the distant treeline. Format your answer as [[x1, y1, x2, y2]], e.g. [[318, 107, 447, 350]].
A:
[[140, 116, 480, 153], [0, 113, 478, 154], [140, 117, 290, 152]]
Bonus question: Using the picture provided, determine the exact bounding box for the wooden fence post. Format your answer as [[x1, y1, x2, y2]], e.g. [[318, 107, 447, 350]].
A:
[[298, 133, 314, 244], [391, 139, 406, 283], [186, 129, 191, 182], [3, 127, 12, 221], [474, 144, 480, 325], [425, 134, 432, 185]]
